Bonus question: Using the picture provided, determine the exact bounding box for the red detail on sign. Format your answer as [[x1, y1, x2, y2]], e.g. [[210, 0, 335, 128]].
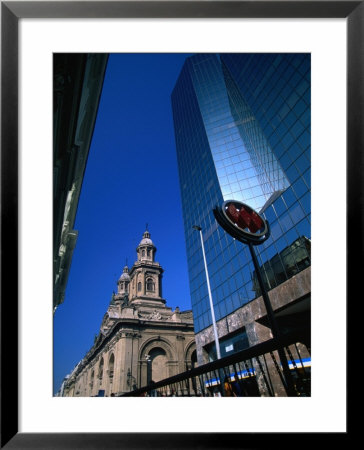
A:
[[226, 203, 263, 233]]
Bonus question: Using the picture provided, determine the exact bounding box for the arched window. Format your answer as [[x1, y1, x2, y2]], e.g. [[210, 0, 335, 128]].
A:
[[90, 370, 94, 391], [142, 249, 145, 257], [146, 278, 155, 292], [147, 249, 151, 257], [109, 354, 114, 379], [98, 358, 104, 385], [138, 282, 142, 292]]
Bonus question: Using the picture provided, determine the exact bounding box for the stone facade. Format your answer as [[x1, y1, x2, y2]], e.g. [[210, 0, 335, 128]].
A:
[[62, 230, 196, 397], [195, 266, 311, 396]]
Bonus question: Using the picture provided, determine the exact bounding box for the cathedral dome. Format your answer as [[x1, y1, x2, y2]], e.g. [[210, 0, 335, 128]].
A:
[[136, 229, 156, 263], [119, 265, 130, 281], [138, 230, 154, 247]]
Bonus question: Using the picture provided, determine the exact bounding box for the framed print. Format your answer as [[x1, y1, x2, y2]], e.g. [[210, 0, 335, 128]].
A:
[[1, 1, 359, 448]]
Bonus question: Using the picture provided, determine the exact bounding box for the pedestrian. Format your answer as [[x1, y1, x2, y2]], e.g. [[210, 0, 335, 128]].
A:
[[224, 376, 236, 397], [231, 379, 243, 397]]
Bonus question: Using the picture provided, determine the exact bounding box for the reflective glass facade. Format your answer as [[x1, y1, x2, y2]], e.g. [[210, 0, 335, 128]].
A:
[[172, 54, 311, 334]]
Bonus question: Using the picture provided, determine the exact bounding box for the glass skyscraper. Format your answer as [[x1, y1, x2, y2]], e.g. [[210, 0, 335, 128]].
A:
[[171, 54, 311, 351]]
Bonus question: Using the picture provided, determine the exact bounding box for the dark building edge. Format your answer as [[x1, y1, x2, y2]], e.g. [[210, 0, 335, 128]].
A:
[[53, 53, 108, 312], [1, 3, 18, 448], [1, 1, 359, 448]]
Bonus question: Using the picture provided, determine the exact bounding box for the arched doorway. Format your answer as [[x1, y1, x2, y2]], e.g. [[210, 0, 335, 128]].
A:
[[148, 347, 168, 383], [191, 349, 197, 369], [140, 338, 174, 388], [184, 340, 197, 370]]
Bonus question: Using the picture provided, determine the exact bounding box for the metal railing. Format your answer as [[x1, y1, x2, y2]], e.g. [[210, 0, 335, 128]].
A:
[[119, 328, 310, 397]]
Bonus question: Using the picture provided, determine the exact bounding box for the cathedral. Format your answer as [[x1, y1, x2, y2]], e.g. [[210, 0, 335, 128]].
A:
[[62, 230, 196, 397]]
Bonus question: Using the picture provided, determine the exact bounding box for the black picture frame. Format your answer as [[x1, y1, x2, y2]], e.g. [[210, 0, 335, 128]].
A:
[[1, 1, 359, 448]]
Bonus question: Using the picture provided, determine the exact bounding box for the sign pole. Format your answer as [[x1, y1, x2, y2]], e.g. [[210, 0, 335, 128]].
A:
[[248, 242, 296, 397], [213, 200, 297, 397]]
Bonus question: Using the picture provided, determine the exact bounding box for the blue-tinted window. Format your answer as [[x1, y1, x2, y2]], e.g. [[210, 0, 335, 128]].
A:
[[275, 235, 288, 253], [270, 221, 283, 240], [278, 211, 294, 233], [297, 130, 310, 150], [292, 177, 308, 198], [273, 197, 287, 216], [286, 164, 300, 183], [295, 218, 310, 238], [302, 168, 310, 187], [289, 201, 305, 223], [285, 227, 300, 246], [287, 142, 303, 162], [282, 187, 297, 208], [300, 191, 311, 215], [291, 120, 305, 138], [300, 109, 310, 128]]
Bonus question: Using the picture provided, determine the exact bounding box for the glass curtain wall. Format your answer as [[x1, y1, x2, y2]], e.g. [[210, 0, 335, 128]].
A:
[[172, 53, 311, 334]]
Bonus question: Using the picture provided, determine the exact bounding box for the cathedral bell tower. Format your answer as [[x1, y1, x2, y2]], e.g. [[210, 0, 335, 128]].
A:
[[117, 265, 130, 296], [128, 229, 165, 306], [136, 230, 155, 263]]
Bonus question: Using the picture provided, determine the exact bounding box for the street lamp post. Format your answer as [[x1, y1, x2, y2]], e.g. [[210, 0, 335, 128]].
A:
[[145, 354, 151, 387], [193, 225, 221, 360]]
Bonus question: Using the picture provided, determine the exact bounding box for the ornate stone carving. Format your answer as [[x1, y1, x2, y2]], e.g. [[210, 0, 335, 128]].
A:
[[148, 310, 162, 320]]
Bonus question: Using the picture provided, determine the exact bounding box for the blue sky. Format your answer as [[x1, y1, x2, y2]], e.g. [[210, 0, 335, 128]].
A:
[[53, 53, 194, 394]]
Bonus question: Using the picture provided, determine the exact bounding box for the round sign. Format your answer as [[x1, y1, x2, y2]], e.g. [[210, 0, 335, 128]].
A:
[[213, 200, 270, 245]]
